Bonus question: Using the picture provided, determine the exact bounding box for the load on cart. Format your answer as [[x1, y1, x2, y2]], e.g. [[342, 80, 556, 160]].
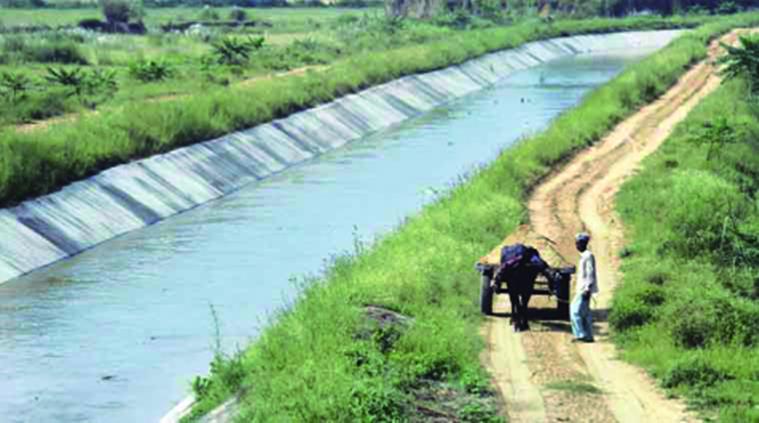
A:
[[476, 243, 575, 332]]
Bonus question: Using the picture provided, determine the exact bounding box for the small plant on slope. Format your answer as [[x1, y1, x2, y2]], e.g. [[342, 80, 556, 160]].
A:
[[211, 36, 265, 66], [45, 67, 88, 98], [686, 115, 743, 161], [0, 72, 33, 103], [129, 60, 173, 82]]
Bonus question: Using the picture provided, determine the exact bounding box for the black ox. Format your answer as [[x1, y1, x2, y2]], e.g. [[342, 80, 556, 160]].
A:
[[493, 244, 563, 332]]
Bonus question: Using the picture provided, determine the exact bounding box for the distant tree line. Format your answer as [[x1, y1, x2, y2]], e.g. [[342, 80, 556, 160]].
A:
[[0, 0, 749, 15], [0, 0, 380, 8], [535, 0, 753, 16]]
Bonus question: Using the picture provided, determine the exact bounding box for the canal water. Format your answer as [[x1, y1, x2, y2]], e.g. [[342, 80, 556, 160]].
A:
[[1, 36, 676, 422]]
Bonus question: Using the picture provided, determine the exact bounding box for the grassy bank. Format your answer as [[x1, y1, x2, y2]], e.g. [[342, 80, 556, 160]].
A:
[[611, 67, 759, 421], [182, 15, 759, 421], [0, 14, 728, 209]]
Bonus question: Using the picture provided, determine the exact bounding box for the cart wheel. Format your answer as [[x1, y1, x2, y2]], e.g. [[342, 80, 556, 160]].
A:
[[480, 274, 494, 316], [556, 275, 570, 321]]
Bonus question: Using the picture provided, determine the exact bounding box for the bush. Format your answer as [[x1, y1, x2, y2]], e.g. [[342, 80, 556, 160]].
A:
[[662, 355, 732, 389], [31, 41, 88, 65], [100, 0, 144, 25], [0, 72, 33, 103], [199, 5, 221, 21], [669, 291, 759, 349], [716, 1, 741, 15], [211, 36, 264, 66], [228, 7, 247, 22], [661, 170, 745, 258], [1, 35, 88, 65], [719, 34, 759, 95], [670, 301, 716, 349], [128, 60, 173, 82], [610, 297, 654, 331]]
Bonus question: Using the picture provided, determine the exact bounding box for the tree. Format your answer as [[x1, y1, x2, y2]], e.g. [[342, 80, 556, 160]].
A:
[[99, 0, 144, 26], [719, 35, 759, 96]]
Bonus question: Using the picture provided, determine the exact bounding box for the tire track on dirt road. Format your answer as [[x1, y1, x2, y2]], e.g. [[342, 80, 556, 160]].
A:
[[483, 29, 749, 423]]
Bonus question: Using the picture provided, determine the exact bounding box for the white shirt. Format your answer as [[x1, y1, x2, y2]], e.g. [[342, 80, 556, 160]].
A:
[[577, 250, 599, 295]]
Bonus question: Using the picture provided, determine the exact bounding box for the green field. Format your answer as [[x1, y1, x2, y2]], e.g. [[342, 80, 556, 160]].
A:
[[0, 7, 390, 128], [0, 7, 377, 31], [611, 42, 759, 422], [178, 13, 759, 422]]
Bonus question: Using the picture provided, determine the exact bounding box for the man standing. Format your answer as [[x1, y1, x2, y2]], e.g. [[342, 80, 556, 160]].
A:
[[571, 232, 598, 342]]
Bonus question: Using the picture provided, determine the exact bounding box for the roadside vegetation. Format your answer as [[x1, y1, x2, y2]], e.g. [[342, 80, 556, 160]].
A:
[[181, 15, 759, 421], [611, 34, 759, 422]]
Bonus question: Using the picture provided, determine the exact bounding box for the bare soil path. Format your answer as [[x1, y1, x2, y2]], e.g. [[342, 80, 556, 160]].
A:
[[482, 30, 749, 423]]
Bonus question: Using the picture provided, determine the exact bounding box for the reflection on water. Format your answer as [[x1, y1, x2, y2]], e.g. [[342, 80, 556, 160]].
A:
[[1, 47, 664, 422]]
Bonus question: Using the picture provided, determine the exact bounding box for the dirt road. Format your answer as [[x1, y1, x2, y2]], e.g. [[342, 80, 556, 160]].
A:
[[482, 30, 748, 423]]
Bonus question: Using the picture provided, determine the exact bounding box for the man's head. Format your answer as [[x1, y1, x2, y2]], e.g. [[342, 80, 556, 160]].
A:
[[575, 232, 590, 252]]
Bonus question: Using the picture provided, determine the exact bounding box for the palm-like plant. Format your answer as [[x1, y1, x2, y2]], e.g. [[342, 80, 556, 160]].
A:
[[0, 72, 33, 102], [719, 35, 759, 95], [212, 36, 264, 66], [129, 60, 173, 82], [86, 68, 118, 95], [45, 67, 87, 97]]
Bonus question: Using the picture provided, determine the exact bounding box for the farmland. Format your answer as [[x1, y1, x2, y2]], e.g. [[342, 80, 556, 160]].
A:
[[0, 7, 386, 127]]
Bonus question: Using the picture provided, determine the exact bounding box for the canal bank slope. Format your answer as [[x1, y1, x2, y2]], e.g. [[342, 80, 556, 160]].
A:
[[178, 15, 759, 422]]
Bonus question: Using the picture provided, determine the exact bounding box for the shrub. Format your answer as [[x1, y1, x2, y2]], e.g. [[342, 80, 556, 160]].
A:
[[719, 34, 759, 95], [228, 7, 247, 22], [211, 36, 264, 66], [199, 5, 221, 21], [45, 67, 88, 97], [610, 297, 654, 331], [100, 0, 144, 25], [670, 302, 715, 348], [661, 170, 745, 258], [686, 116, 745, 161], [669, 292, 758, 349], [31, 41, 88, 65], [716, 1, 741, 15], [128, 60, 173, 82], [662, 355, 732, 389], [1, 35, 88, 65], [0, 72, 33, 103]]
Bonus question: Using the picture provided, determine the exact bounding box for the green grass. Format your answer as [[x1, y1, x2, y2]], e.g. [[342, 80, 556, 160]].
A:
[[178, 14, 759, 422], [612, 72, 759, 421]]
